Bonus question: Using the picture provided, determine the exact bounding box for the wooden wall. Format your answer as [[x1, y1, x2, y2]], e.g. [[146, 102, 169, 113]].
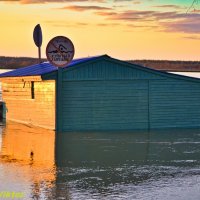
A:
[[1, 78, 55, 129]]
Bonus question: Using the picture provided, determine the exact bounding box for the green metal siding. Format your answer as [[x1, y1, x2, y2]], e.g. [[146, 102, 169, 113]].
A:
[[62, 60, 165, 81], [61, 80, 148, 131], [55, 57, 200, 132], [149, 79, 200, 128]]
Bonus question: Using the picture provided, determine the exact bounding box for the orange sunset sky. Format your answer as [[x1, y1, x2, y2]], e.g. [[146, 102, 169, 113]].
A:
[[0, 0, 200, 60]]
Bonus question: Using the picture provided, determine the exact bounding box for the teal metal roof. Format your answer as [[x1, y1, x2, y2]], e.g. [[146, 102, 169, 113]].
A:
[[0, 55, 102, 78]]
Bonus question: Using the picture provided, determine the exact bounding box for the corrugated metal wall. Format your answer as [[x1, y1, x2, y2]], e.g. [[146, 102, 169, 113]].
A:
[[62, 80, 148, 131], [62, 60, 162, 80], [58, 59, 200, 131], [149, 79, 200, 128]]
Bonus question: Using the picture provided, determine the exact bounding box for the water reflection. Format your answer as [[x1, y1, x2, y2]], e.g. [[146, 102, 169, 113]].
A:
[[0, 121, 56, 199], [55, 130, 200, 199], [0, 123, 200, 199], [56, 129, 200, 165]]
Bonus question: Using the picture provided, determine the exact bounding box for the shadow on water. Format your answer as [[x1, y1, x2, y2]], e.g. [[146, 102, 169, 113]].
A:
[[0, 121, 200, 199]]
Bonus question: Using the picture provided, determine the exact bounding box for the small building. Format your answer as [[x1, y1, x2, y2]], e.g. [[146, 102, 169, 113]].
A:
[[1, 55, 200, 132]]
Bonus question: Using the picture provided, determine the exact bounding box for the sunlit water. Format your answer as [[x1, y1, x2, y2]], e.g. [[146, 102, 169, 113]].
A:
[[0, 122, 200, 199]]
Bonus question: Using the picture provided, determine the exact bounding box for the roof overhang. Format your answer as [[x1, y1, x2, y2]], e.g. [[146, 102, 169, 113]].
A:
[[0, 75, 42, 82]]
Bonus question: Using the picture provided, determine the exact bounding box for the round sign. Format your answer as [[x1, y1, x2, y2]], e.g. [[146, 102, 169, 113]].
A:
[[46, 36, 75, 67]]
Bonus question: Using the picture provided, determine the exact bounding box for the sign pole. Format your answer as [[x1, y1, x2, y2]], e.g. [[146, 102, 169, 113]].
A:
[[38, 46, 41, 63], [56, 67, 63, 132]]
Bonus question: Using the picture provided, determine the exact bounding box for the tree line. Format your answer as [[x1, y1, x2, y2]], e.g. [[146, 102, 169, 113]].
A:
[[0, 56, 46, 69], [129, 60, 200, 72], [1, 56, 200, 72]]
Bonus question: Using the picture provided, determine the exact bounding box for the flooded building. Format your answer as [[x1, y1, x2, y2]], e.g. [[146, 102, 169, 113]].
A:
[[1, 55, 200, 131]]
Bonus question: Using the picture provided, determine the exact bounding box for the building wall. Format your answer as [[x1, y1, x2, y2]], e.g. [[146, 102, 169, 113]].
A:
[[1, 79, 55, 129], [57, 59, 200, 131], [61, 80, 149, 131], [149, 79, 200, 129]]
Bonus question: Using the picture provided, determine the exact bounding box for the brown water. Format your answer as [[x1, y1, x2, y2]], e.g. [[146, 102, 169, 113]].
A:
[[0, 121, 200, 199]]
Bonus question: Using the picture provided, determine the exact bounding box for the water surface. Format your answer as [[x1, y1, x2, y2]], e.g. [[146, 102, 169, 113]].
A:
[[0, 121, 200, 199]]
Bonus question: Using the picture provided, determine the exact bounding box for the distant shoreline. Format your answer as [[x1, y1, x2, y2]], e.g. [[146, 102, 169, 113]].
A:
[[1, 56, 200, 72]]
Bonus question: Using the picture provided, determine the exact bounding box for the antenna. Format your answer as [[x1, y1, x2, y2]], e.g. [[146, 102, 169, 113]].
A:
[[33, 24, 43, 63]]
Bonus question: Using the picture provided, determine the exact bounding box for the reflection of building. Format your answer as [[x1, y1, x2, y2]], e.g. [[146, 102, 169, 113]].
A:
[[55, 129, 200, 195], [1, 55, 200, 131], [1, 121, 55, 166], [0, 126, 2, 150], [55, 131, 150, 167], [55, 129, 200, 167], [1, 122, 200, 199], [0, 121, 57, 199]]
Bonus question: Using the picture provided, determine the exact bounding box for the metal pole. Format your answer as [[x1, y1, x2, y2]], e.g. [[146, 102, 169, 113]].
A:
[[38, 47, 41, 63], [56, 67, 63, 132]]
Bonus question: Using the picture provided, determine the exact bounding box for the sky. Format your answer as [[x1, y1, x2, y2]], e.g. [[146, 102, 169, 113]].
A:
[[0, 0, 200, 60]]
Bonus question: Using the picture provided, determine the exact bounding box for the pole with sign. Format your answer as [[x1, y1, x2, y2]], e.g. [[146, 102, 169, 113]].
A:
[[46, 36, 75, 132], [33, 24, 43, 63]]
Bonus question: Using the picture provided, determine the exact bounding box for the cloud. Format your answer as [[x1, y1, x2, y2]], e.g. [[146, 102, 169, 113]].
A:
[[114, 0, 135, 1], [95, 10, 155, 21], [183, 36, 200, 40], [161, 17, 200, 34], [0, 0, 105, 3], [127, 24, 159, 28], [132, 1, 141, 4], [95, 9, 200, 22], [94, 11, 118, 16], [1, 0, 199, 34], [0, 0, 19, 1], [113, 0, 141, 5], [152, 5, 183, 9], [60, 5, 112, 12], [96, 23, 120, 26], [190, 9, 200, 13], [45, 20, 89, 28], [95, 9, 200, 34]]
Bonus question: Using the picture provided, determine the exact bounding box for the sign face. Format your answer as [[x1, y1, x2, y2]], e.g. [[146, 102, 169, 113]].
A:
[[46, 36, 75, 67], [33, 24, 42, 48]]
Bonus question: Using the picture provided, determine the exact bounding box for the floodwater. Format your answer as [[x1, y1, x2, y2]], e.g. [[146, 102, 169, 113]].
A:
[[0, 122, 200, 200]]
